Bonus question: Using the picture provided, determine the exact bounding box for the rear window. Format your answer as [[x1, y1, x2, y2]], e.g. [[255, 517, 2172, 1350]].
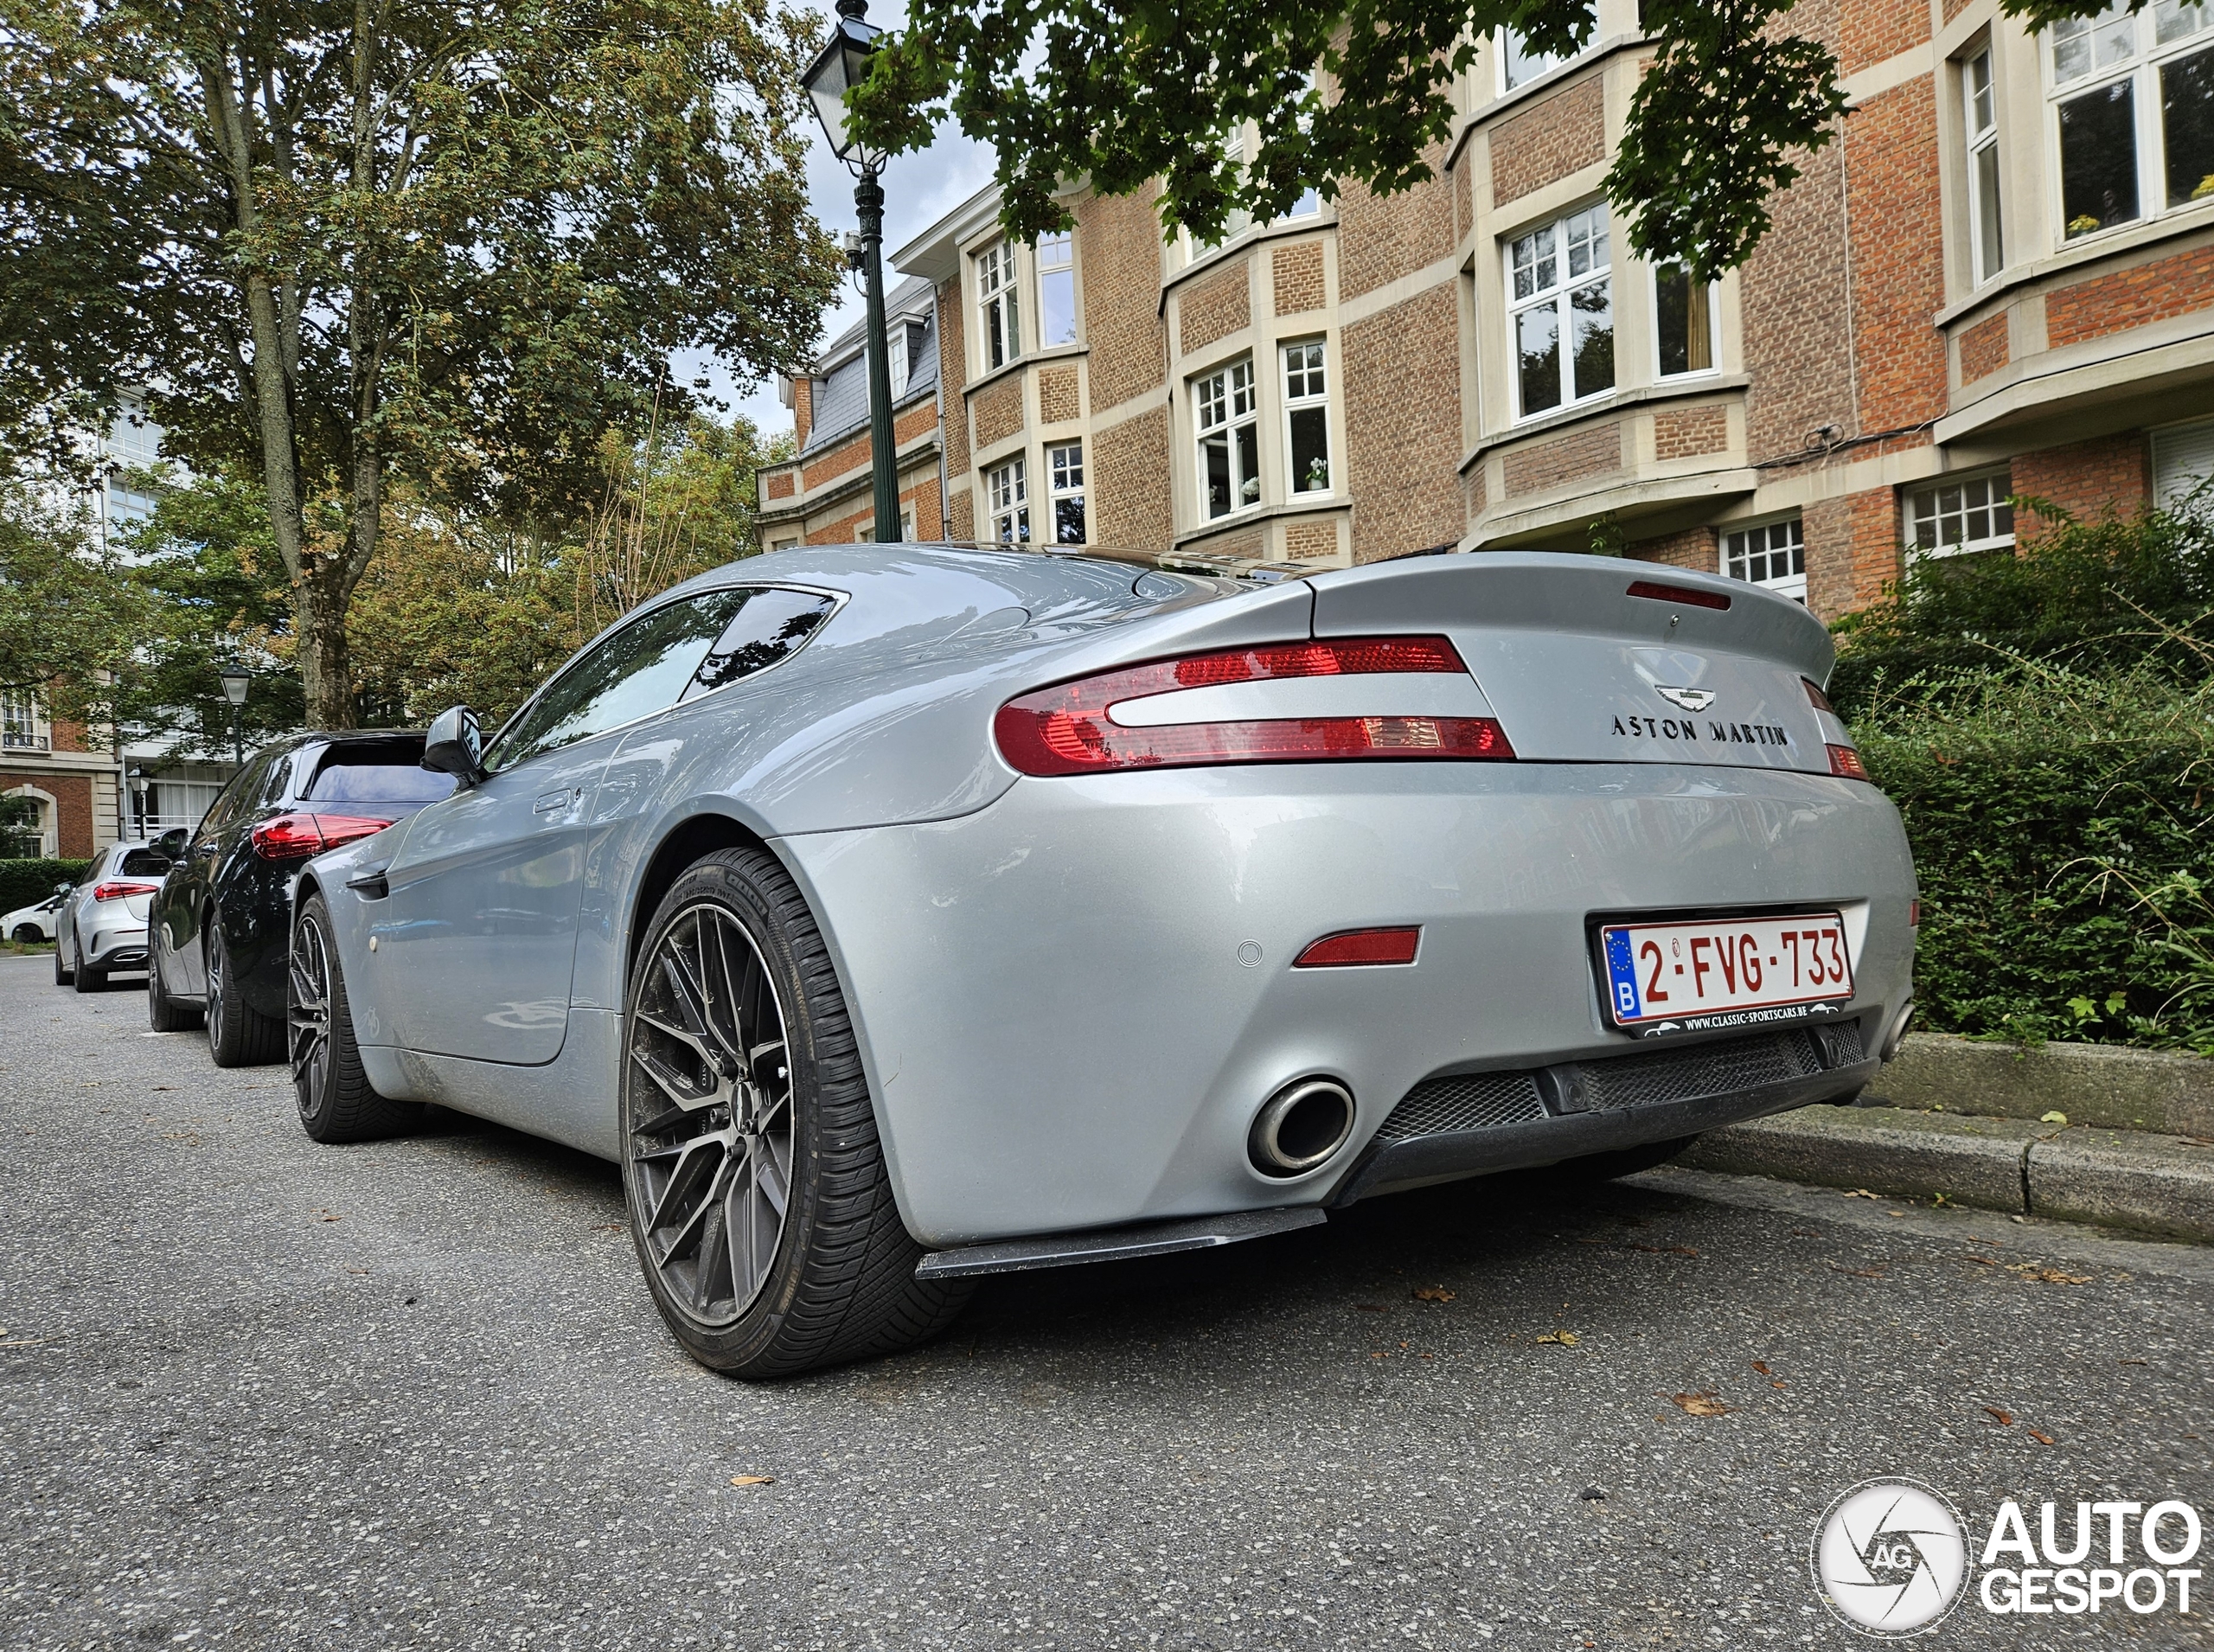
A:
[[117, 849, 169, 876], [304, 748, 457, 805]]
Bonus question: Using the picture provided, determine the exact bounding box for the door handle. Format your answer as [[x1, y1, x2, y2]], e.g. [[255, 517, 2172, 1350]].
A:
[[534, 789, 579, 816]]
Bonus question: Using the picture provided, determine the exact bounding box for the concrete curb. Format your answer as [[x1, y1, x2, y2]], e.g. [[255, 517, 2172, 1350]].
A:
[[1681, 1104, 2214, 1243], [1866, 1032, 2214, 1136]]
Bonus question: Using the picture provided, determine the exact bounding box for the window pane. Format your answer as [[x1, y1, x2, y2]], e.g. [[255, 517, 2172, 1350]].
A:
[[1054, 496, 1086, 544], [2164, 45, 2214, 205], [1290, 406, 1330, 492], [494, 590, 749, 770], [2059, 80, 2140, 234], [1571, 279, 1615, 400], [683, 589, 838, 701], [1517, 303, 1561, 414], [1503, 31, 1560, 88], [1974, 143, 2004, 276], [1654, 263, 1712, 376], [1968, 51, 1994, 134], [1039, 268, 1077, 346], [2158, 0, 2210, 44], [1235, 419, 1260, 507], [1511, 227, 1555, 300], [1203, 431, 1232, 517]]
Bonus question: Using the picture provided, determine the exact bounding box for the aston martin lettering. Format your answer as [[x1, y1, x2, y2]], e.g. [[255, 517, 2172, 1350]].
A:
[[1612, 715, 1791, 746]]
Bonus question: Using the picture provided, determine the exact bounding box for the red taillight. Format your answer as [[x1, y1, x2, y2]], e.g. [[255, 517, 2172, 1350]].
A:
[[1294, 926, 1423, 967], [90, 880, 161, 902], [1827, 743, 1870, 781], [1626, 579, 1731, 611], [1803, 677, 1835, 713], [1910, 900, 1921, 927], [993, 636, 1515, 777], [250, 812, 394, 861]]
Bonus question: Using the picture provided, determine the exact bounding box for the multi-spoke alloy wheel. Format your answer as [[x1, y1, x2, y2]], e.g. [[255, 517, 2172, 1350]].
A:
[[289, 892, 420, 1143], [626, 901, 795, 1327], [619, 848, 969, 1378]]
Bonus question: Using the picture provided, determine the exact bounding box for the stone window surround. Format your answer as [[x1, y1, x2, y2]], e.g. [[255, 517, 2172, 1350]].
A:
[[1161, 213, 1338, 310], [1173, 324, 1347, 532]]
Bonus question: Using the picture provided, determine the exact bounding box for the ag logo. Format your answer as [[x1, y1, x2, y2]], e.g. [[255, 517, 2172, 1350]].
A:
[[1812, 1478, 1971, 1636], [1654, 685, 1716, 712]]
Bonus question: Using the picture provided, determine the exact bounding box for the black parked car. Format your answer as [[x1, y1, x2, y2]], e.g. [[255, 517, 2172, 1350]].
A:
[[148, 730, 455, 1065]]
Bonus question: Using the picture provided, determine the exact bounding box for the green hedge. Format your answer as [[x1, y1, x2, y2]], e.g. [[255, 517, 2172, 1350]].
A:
[[1858, 661, 2213, 1053], [0, 858, 92, 917]]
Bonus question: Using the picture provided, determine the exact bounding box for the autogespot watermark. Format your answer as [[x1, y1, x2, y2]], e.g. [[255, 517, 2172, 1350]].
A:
[[1812, 1477, 2204, 1636]]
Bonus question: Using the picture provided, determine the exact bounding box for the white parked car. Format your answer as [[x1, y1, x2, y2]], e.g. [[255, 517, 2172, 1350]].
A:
[[4, 890, 64, 943], [53, 840, 173, 992]]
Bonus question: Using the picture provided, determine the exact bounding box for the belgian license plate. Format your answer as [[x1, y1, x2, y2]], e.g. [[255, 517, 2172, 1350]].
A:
[[1598, 912, 1853, 1033]]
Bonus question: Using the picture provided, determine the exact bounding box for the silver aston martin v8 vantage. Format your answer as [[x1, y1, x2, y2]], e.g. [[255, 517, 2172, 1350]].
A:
[[290, 543, 1916, 1377]]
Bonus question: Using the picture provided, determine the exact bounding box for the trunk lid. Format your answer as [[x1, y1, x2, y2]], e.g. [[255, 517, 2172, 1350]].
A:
[[1307, 552, 1845, 771]]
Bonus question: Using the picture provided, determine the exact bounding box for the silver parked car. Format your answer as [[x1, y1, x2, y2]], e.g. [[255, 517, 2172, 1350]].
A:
[[54, 840, 173, 991], [291, 546, 1916, 1378]]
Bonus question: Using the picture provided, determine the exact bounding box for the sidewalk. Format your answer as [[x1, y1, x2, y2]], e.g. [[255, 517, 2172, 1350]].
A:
[[1679, 1034, 2214, 1244]]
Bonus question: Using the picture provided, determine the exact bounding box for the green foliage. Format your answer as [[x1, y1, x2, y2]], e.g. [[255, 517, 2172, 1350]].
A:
[[1857, 650, 2214, 1054], [0, 478, 148, 723], [1831, 500, 2214, 717], [848, 0, 2101, 275], [0, 859, 91, 916], [0, 0, 841, 723]]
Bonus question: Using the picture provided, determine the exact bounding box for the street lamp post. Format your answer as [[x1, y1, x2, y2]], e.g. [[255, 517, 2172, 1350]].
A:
[[127, 766, 148, 837], [218, 668, 249, 772], [803, 0, 901, 544]]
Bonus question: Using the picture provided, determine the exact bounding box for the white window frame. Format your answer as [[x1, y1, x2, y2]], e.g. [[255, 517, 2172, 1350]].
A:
[[1904, 470, 2016, 558], [1507, 204, 1615, 421], [1047, 441, 1086, 544], [1723, 516, 1808, 603], [1193, 356, 1262, 521], [1965, 48, 2006, 284], [2045, 0, 2214, 247], [988, 455, 1031, 543], [1650, 263, 1719, 380], [976, 240, 1021, 372], [1499, 2, 1595, 93], [1280, 338, 1333, 495], [1035, 232, 1078, 349], [887, 325, 909, 398], [1, 688, 48, 752]]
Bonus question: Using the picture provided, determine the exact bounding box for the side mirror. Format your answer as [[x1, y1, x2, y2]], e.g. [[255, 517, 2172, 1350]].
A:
[[154, 828, 189, 859], [421, 705, 487, 789], [53, 881, 73, 897]]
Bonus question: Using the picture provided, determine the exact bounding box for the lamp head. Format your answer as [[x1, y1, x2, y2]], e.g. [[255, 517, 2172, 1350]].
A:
[[218, 668, 250, 707], [803, 0, 880, 166]]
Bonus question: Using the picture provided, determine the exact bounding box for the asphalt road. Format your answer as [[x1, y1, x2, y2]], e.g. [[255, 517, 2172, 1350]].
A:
[[4, 953, 2211, 1651]]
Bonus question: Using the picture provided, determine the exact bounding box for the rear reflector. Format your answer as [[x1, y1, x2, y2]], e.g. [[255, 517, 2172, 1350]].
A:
[[994, 637, 1516, 776], [1294, 927, 1423, 967], [1827, 743, 1870, 781], [1803, 677, 1836, 714], [1910, 900, 1921, 927], [1626, 579, 1731, 611], [251, 812, 396, 861], [90, 880, 162, 902]]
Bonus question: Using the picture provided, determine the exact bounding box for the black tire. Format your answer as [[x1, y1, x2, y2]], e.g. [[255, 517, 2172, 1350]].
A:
[[290, 893, 422, 1143], [205, 918, 285, 1067], [53, 934, 73, 986], [71, 931, 106, 993], [11, 924, 42, 944], [620, 847, 968, 1379], [147, 943, 202, 1032], [1557, 1134, 1700, 1182]]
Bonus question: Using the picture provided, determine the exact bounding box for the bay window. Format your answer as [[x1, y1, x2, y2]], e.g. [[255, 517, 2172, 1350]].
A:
[[1048, 442, 1087, 543], [977, 241, 1021, 370], [1501, 1, 1595, 92], [1037, 232, 1078, 347], [1282, 340, 1332, 493], [2049, 0, 2214, 241], [988, 456, 1030, 542], [1510, 204, 1614, 419], [1194, 358, 1260, 519], [1966, 50, 2005, 282], [1653, 262, 1716, 377]]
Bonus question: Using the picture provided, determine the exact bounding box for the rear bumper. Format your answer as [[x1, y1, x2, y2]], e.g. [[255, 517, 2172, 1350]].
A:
[[780, 761, 1916, 1247]]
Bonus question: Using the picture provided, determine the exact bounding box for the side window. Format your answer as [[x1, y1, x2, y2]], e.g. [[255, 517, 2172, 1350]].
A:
[[259, 750, 297, 810], [488, 590, 752, 772], [680, 588, 839, 702], [198, 756, 268, 839]]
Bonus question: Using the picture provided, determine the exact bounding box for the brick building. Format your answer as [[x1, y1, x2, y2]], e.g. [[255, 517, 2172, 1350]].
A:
[[757, 0, 2214, 615]]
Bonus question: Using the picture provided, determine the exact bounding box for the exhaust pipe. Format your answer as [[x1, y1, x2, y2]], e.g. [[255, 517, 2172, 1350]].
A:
[[1878, 999, 1916, 1064], [1249, 1078, 1356, 1177]]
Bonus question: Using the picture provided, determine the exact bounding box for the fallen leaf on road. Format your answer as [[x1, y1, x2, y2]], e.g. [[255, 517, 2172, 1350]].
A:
[[1667, 1392, 1732, 1417], [1535, 1329, 1580, 1346], [2120, 1358, 2149, 1367], [729, 1475, 775, 1486], [1845, 1189, 1879, 1200], [1751, 1361, 1771, 1375], [1412, 1286, 1456, 1303], [2040, 1111, 2069, 1125], [2027, 1429, 2056, 1445], [1770, 1380, 1787, 1388], [1965, 1255, 1998, 1266], [1983, 1406, 2014, 1426]]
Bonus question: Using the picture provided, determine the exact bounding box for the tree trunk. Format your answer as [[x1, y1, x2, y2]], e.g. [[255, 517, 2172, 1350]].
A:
[[293, 579, 354, 729]]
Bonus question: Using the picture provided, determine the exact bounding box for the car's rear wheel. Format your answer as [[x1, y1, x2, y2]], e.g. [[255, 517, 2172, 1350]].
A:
[[206, 919, 285, 1066], [621, 848, 968, 1379], [71, 930, 106, 993], [147, 942, 202, 1032], [290, 893, 421, 1143]]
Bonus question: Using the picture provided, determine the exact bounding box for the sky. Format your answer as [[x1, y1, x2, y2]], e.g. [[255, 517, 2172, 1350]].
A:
[[675, 0, 998, 438]]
